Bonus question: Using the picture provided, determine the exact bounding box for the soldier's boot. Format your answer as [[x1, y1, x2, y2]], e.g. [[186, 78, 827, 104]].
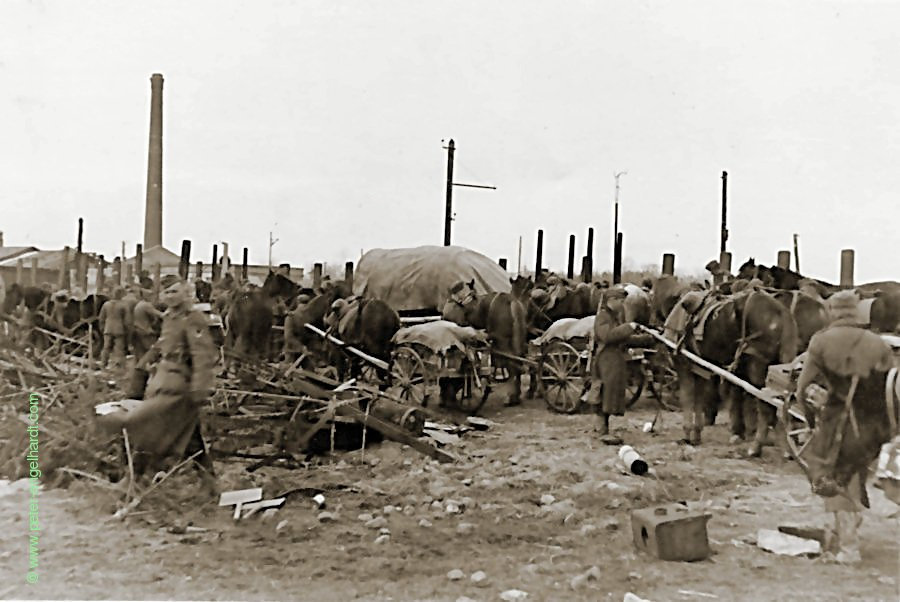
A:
[[832, 511, 862, 564]]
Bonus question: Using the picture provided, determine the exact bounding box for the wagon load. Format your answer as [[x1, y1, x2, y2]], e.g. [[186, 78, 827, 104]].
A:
[[353, 246, 511, 313], [387, 320, 492, 414], [532, 316, 595, 347]]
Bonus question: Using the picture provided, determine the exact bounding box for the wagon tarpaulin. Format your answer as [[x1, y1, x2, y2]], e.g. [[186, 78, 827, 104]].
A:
[[353, 246, 511, 312]]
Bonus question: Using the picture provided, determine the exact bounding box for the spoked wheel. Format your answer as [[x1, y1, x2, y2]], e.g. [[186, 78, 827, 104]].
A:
[[539, 341, 585, 414], [440, 363, 490, 415], [624, 361, 646, 408], [645, 351, 680, 411], [781, 391, 819, 471], [388, 346, 430, 406]]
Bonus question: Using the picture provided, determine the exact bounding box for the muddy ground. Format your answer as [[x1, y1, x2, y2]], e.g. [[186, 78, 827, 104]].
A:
[[1, 391, 898, 601]]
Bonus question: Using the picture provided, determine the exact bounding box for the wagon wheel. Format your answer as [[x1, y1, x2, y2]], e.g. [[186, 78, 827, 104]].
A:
[[781, 391, 817, 471], [539, 341, 584, 414], [645, 351, 680, 411], [625, 362, 646, 408], [441, 357, 490, 415], [388, 346, 429, 406]]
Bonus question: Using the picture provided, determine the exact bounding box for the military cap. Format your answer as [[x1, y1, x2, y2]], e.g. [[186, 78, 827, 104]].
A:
[[159, 274, 182, 289], [827, 290, 860, 318]]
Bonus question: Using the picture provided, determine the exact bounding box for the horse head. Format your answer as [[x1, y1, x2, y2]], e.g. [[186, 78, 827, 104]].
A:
[[441, 279, 477, 325]]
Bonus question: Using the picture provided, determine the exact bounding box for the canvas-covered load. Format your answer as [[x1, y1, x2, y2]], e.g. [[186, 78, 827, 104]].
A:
[[391, 320, 488, 355], [353, 245, 511, 312], [533, 316, 595, 346]]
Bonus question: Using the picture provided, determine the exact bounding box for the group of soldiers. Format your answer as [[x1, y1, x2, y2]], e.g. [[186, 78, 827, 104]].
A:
[[590, 280, 899, 564]]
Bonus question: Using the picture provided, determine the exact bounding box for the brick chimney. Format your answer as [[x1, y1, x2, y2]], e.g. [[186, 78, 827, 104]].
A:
[[143, 73, 164, 249]]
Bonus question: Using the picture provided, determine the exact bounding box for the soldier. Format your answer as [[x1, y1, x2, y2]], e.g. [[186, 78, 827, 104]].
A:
[[98, 287, 128, 368], [121, 285, 140, 356], [795, 290, 896, 563], [101, 275, 217, 489], [132, 288, 164, 361], [585, 288, 653, 443]]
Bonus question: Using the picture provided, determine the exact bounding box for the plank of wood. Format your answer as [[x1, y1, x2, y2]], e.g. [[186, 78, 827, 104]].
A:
[[336, 404, 457, 463]]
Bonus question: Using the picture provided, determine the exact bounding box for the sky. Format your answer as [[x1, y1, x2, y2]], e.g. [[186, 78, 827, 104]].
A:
[[1, 0, 898, 283]]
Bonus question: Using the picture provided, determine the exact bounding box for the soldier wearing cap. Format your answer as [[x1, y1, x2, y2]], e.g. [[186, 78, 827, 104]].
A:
[[585, 287, 653, 442], [104, 275, 217, 486], [794, 289, 896, 563], [98, 287, 128, 368], [283, 293, 313, 362], [132, 288, 164, 361]]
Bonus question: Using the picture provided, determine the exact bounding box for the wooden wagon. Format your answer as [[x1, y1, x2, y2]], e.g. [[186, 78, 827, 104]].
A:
[[386, 320, 494, 414]]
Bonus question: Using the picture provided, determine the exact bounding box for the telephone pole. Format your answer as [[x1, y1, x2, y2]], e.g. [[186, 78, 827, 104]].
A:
[[442, 139, 496, 246], [613, 171, 627, 274], [720, 171, 728, 254]]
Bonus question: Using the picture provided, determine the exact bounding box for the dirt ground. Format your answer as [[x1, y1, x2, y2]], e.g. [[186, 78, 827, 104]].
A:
[[2, 390, 898, 602]]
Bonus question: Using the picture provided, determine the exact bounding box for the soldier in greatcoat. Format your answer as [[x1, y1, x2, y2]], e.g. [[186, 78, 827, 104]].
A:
[[100, 275, 217, 487], [585, 288, 653, 443], [795, 290, 896, 563]]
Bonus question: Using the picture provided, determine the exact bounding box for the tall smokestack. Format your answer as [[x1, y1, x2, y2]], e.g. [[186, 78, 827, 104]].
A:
[[143, 73, 164, 249]]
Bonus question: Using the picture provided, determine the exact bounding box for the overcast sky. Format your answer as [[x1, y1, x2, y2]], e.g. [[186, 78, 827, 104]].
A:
[[1, 0, 897, 283]]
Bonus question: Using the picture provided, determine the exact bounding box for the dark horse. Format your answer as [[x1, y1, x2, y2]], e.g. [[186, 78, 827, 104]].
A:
[[774, 290, 828, 352], [668, 289, 797, 449], [327, 298, 401, 380], [736, 258, 837, 292], [223, 283, 275, 373], [441, 278, 527, 406]]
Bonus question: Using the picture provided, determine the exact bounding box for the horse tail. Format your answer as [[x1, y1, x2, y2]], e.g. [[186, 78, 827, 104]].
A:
[[778, 300, 799, 363], [510, 297, 526, 356]]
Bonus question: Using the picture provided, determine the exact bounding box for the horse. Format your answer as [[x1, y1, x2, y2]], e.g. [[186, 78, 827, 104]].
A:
[[728, 290, 798, 456], [870, 290, 900, 333], [222, 283, 275, 375], [736, 258, 837, 292], [774, 290, 828, 352], [441, 278, 527, 406], [326, 298, 401, 380], [195, 280, 213, 304], [283, 282, 352, 365], [650, 275, 691, 326]]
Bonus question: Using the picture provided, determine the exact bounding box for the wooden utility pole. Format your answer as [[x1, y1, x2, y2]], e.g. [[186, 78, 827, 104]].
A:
[[613, 232, 623, 284], [720, 171, 728, 254], [268, 231, 279, 269], [567, 235, 576, 279], [517, 236, 522, 275], [443, 139, 455, 246], [442, 139, 495, 246], [613, 171, 626, 274]]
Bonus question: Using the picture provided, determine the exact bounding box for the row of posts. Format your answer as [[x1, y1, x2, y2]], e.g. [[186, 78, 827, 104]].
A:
[[14, 239, 359, 294], [497, 230, 857, 289]]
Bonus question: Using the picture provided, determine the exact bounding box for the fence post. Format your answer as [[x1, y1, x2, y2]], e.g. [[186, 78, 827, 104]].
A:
[[242, 248, 249, 281], [313, 263, 323, 290], [662, 253, 675, 276], [345, 261, 354, 287], [211, 244, 220, 282], [535, 229, 544, 281], [777, 250, 791, 270], [840, 249, 854, 289]]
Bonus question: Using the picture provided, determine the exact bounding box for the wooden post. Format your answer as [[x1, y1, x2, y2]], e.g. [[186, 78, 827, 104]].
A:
[[313, 263, 323, 290], [719, 251, 732, 276], [153, 263, 161, 300], [535, 229, 543, 281], [16, 259, 24, 284], [566, 234, 576, 279], [125, 261, 133, 284], [96, 256, 106, 292], [662, 253, 675, 276], [178, 240, 191, 280], [612, 232, 623, 284], [586, 227, 594, 279], [135, 243, 143, 280], [720, 171, 728, 253], [345, 261, 354, 287], [79, 253, 89, 290], [30, 256, 38, 285], [120, 241, 126, 285], [581, 256, 590, 284], [777, 250, 791, 270], [793, 233, 800, 273], [75, 217, 85, 288], [840, 249, 854, 289], [517, 235, 523, 276], [211, 244, 220, 282], [222, 242, 230, 278], [242, 247, 249, 281], [112, 256, 121, 288], [59, 246, 71, 289], [195, 261, 203, 280], [498, 258, 507, 270]]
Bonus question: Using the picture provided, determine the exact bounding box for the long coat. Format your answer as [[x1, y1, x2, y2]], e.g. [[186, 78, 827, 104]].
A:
[[796, 320, 895, 506], [590, 304, 652, 415], [100, 305, 216, 472]]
